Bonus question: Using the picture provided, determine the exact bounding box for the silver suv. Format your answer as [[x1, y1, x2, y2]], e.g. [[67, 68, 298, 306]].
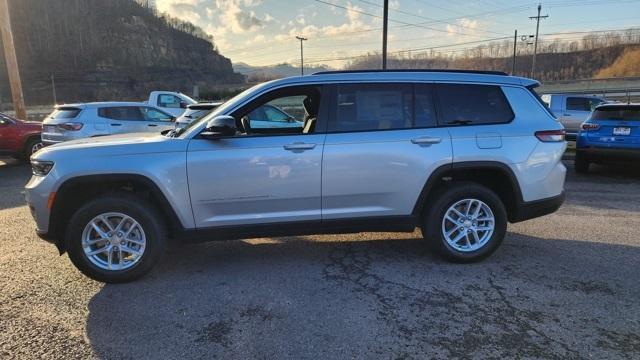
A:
[[25, 70, 567, 283], [41, 102, 176, 145]]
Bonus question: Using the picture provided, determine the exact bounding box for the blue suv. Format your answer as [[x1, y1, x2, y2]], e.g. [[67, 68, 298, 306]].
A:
[[575, 103, 640, 173]]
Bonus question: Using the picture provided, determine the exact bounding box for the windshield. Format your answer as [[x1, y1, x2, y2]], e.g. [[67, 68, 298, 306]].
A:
[[175, 82, 271, 138]]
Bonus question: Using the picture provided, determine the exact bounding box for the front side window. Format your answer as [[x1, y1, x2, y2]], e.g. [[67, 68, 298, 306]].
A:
[[331, 83, 413, 132], [234, 87, 321, 135], [158, 94, 181, 108], [437, 84, 514, 125], [140, 107, 173, 122], [98, 106, 144, 121], [245, 97, 303, 129], [567, 97, 603, 112]]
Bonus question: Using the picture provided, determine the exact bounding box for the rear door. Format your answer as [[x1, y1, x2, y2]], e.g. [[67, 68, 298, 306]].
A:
[[98, 106, 145, 134], [321, 82, 452, 220]]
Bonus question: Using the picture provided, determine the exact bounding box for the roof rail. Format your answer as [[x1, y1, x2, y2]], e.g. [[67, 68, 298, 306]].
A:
[[312, 69, 509, 76]]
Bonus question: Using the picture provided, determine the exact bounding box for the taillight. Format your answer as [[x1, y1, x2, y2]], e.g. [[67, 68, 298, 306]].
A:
[[58, 122, 83, 131], [535, 130, 565, 142], [581, 123, 600, 131]]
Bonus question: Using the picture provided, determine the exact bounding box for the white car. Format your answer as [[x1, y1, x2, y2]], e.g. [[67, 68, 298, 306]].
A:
[[147, 91, 198, 117], [41, 102, 176, 145]]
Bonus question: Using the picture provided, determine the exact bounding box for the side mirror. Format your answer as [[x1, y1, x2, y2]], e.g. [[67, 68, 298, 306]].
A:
[[179, 101, 188, 109], [201, 115, 236, 138]]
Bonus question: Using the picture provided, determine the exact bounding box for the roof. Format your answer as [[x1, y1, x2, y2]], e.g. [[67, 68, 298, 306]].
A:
[[596, 102, 640, 109], [187, 102, 224, 110], [262, 70, 538, 89], [55, 101, 149, 109]]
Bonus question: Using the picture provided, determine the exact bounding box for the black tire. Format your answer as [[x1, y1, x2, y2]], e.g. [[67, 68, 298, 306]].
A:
[[21, 137, 43, 160], [422, 182, 507, 263], [574, 151, 590, 174], [65, 192, 167, 283]]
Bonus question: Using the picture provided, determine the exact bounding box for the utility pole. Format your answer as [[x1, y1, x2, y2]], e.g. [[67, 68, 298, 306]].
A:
[[382, 0, 389, 69], [295, 36, 307, 76], [529, 3, 548, 78], [0, 0, 27, 119], [512, 30, 518, 75]]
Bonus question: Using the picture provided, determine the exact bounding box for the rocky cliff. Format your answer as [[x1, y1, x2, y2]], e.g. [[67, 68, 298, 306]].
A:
[[0, 0, 244, 105]]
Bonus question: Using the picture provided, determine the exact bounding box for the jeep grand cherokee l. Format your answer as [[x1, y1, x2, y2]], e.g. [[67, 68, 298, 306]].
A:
[[25, 70, 566, 283]]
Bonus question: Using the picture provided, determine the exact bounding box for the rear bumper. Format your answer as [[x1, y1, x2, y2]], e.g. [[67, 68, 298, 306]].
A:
[[510, 192, 565, 223], [577, 147, 640, 161]]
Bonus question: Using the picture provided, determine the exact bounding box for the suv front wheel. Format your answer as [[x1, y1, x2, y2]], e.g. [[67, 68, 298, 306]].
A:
[[65, 193, 167, 283], [422, 183, 507, 262]]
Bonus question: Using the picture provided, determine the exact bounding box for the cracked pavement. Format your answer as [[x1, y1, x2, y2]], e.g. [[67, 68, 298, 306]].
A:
[[1, 158, 639, 359]]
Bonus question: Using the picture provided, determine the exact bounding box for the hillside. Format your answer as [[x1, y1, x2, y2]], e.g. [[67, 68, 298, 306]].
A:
[[346, 29, 640, 81], [233, 62, 334, 81], [0, 0, 244, 105]]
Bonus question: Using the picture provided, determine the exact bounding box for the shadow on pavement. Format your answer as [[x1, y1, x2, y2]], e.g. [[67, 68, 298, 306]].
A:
[[85, 234, 640, 359]]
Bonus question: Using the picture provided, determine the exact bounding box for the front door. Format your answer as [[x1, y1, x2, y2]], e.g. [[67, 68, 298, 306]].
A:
[[139, 106, 175, 133], [187, 85, 326, 228], [0, 115, 18, 153]]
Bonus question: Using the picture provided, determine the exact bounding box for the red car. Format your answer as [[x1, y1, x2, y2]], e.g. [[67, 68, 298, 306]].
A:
[[0, 112, 43, 160]]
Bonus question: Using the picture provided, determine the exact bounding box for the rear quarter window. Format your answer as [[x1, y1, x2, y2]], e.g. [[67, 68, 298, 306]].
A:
[[436, 84, 514, 125]]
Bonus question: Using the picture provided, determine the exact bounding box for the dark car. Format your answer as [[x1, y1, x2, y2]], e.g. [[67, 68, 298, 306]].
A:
[[0, 112, 43, 160], [575, 103, 640, 173]]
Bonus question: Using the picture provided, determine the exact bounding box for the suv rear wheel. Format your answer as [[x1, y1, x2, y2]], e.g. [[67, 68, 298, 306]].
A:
[[65, 193, 167, 283], [422, 182, 507, 262]]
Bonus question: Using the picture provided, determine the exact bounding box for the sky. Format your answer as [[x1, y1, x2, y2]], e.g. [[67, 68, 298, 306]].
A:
[[153, 0, 640, 67]]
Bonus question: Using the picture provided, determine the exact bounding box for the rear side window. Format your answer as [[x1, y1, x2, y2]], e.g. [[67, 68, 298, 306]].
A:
[[436, 84, 514, 125], [566, 97, 603, 111], [591, 107, 640, 120], [50, 108, 80, 119], [98, 106, 144, 121], [331, 83, 413, 132]]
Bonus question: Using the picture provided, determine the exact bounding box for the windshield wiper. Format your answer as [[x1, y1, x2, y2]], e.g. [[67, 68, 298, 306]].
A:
[[448, 119, 473, 125]]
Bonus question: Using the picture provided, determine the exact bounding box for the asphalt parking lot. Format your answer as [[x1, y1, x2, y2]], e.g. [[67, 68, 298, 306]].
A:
[[1, 157, 639, 359]]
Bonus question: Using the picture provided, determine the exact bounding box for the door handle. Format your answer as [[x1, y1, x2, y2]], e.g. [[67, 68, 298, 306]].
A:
[[110, 123, 122, 127], [563, 113, 571, 116], [148, 124, 158, 127], [283, 142, 316, 150], [411, 136, 441, 145]]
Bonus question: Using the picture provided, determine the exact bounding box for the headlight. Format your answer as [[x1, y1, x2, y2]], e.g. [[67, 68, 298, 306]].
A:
[[31, 160, 54, 176]]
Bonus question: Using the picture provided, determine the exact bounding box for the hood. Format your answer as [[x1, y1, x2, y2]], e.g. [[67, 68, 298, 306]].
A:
[[16, 118, 42, 128], [33, 132, 187, 161]]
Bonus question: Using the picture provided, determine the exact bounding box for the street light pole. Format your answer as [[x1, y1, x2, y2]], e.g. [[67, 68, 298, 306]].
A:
[[295, 36, 307, 76], [382, 0, 389, 69]]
